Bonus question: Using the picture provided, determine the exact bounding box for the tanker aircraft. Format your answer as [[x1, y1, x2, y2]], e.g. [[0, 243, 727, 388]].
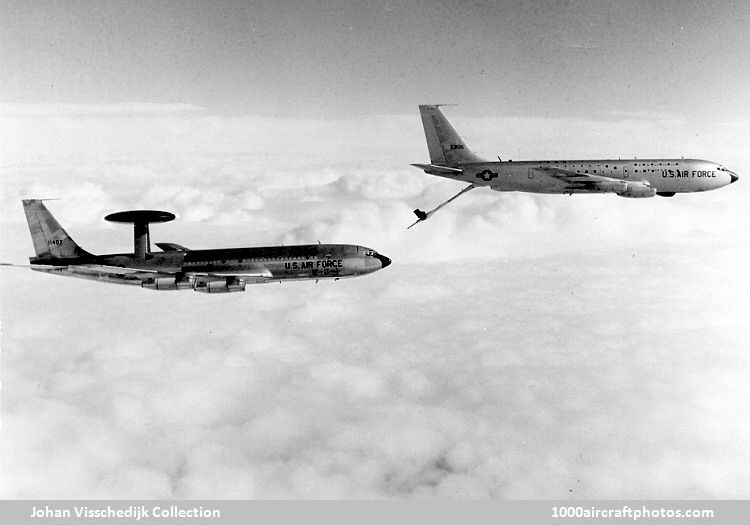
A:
[[409, 105, 739, 227], [12, 200, 390, 293]]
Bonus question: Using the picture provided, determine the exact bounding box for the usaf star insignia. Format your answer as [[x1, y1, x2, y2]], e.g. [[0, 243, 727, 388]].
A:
[[475, 169, 498, 182]]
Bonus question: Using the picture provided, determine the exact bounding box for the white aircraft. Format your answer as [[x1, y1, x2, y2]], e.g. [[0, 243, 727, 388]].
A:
[[409, 105, 738, 227]]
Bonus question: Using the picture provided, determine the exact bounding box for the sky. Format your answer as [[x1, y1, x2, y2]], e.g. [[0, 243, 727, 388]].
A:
[[3, 0, 749, 120], [1, 0, 750, 499]]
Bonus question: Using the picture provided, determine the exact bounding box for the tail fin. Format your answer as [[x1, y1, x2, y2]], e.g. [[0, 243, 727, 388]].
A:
[[22, 200, 92, 260], [418, 105, 486, 166]]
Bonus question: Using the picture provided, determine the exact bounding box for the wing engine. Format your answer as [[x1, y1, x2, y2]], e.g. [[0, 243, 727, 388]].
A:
[[192, 276, 246, 293], [617, 181, 657, 198], [141, 273, 194, 290], [141, 273, 252, 293]]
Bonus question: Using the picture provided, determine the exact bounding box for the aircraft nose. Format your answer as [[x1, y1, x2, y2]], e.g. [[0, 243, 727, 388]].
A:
[[729, 172, 739, 184]]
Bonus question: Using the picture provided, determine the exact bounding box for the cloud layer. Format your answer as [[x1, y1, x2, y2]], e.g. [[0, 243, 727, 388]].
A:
[[1, 106, 749, 498], [3, 249, 749, 498]]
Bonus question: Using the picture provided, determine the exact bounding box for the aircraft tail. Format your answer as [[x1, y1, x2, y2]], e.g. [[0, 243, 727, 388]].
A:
[[22, 200, 93, 261], [418, 105, 486, 166]]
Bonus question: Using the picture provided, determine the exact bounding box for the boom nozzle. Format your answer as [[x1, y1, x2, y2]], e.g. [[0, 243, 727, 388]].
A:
[[407, 184, 476, 229]]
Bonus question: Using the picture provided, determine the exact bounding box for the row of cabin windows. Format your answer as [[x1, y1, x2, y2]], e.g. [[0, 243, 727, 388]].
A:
[[184, 259, 248, 265], [538, 161, 680, 166], [184, 255, 315, 265], [538, 162, 680, 175], [573, 168, 660, 174]]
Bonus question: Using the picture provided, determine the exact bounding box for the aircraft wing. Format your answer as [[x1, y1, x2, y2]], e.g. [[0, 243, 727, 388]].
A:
[[412, 163, 630, 191], [20, 263, 170, 286], [192, 274, 272, 286], [15, 262, 276, 289], [190, 269, 274, 285], [66, 264, 169, 284], [70, 264, 273, 281], [65, 265, 275, 290], [62, 264, 273, 282], [531, 167, 628, 193]]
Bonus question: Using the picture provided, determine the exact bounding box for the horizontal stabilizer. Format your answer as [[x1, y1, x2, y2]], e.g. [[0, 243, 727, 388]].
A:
[[411, 164, 464, 176], [156, 242, 191, 252]]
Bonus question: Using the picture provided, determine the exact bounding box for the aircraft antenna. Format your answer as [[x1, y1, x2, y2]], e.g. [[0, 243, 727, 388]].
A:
[[105, 210, 175, 259]]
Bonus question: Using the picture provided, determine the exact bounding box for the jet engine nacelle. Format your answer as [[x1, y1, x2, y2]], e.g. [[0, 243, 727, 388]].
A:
[[594, 180, 628, 193], [193, 277, 246, 293], [617, 182, 657, 198], [141, 275, 193, 291]]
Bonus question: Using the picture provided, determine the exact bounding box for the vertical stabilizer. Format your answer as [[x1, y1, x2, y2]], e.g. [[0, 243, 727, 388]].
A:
[[22, 200, 92, 260], [418, 105, 486, 166]]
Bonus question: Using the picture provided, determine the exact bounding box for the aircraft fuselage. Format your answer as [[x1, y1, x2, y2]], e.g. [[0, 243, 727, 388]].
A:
[[453, 158, 735, 194], [19, 200, 391, 292], [30, 244, 390, 288], [413, 105, 738, 205]]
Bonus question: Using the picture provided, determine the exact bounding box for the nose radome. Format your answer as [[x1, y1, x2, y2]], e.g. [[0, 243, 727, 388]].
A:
[[375, 253, 391, 268], [730, 172, 739, 184]]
